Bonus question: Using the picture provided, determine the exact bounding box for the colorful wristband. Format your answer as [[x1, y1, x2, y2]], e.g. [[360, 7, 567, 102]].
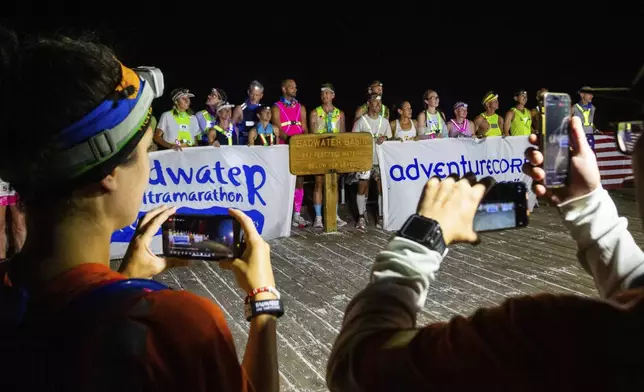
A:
[[245, 286, 280, 304]]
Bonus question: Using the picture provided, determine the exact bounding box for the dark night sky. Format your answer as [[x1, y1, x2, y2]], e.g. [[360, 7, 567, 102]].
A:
[[4, 15, 644, 128]]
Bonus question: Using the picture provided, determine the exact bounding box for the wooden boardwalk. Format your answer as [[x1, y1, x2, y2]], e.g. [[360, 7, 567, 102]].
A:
[[116, 189, 644, 392]]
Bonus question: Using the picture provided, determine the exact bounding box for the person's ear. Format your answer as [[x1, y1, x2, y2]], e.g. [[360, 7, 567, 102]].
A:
[[99, 169, 119, 193]]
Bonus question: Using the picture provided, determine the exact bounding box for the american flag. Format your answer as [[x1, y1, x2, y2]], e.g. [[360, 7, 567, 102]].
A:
[[594, 134, 634, 189]]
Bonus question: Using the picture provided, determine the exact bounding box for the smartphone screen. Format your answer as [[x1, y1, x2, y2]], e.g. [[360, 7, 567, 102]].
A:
[[473, 182, 528, 232], [162, 214, 243, 260], [542, 93, 571, 187]]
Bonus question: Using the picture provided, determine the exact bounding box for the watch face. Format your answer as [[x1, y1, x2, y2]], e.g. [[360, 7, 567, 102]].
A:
[[403, 216, 433, 242]]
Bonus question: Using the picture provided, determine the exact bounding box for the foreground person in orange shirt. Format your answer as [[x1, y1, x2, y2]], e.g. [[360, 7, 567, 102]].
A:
[[0, 28, 279, 392]]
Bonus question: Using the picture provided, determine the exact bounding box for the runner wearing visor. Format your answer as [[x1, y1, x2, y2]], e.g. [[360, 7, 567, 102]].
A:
[[208, 101, 242, 146], [447, 102, 475, 138], [154, 88, 201, 150]]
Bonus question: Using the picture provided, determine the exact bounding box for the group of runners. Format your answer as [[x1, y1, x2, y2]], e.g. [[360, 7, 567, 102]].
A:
[[151, 79, 599, 230]]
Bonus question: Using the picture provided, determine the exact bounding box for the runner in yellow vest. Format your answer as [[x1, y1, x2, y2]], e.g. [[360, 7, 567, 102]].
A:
[[154, 88, 200, 151], [308, 83, 347, 228], [572, 86, 597, 134], [474, 91, 505, 137], [416, 89, 448, 139], [195, 88, 226, 145], [504, 89, 532, 136]]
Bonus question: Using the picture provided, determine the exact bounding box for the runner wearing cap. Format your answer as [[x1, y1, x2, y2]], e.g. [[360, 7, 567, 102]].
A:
[[208, 101, 241, 146], [154, 88, 201, 150], [474, 91, 505, 137], [349, 93, 392, 230], [573, 86, 598, 134], [447, 102, 475, 138], [504, 89, 532, 136], [416, 89, 448, 139], [195, 87, 226, 145], [271, 79, 309, 228], [391, 101, 417, 141], [248, 105, 278, 146], [233, 80, 264, 146], [531, 88, 548, 133], [309, 83, 348, 229], [355, 80, 390, 120]]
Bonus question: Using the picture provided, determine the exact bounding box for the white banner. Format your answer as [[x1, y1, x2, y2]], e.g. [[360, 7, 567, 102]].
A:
[[378, 136, 536, 231], [110, 145, 295, 259]]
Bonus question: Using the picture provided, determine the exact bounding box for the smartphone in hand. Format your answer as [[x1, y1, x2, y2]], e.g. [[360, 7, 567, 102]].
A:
[[541, 92, 572, 188], [473, 181, 528, 232], [162, 214, 245, 261]]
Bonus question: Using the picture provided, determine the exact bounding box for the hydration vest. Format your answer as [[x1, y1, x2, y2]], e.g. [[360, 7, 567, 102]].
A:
[[480, 112, 502, 137], [510, 107, 532, 136], [314, 106, 341, 134], [172, 111, 196, 146], [238, 100, 260, 145]]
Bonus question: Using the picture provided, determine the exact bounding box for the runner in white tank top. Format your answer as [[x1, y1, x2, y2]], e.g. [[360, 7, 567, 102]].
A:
[[391, 101, 417, 141]]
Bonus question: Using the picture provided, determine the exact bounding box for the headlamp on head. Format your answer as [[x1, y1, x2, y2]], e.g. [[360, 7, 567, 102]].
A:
[[51, 64, 164, 182], [133, 66, 164, 98]]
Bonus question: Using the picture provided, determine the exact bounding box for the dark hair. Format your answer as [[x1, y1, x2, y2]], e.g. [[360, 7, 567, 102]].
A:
[[254, 105, 271, 118], [394, 101, 411, 119], [214, 88, 228, 102], [0, 27, 142, 206]]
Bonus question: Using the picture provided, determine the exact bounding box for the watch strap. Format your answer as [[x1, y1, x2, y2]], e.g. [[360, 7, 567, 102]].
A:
[[397, 214, 448, 256], [426, 223, 447, 256]]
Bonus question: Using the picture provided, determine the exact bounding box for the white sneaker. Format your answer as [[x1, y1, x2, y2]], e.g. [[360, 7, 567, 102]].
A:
[[292, 214, 309, 228], [313, 216, 323, 228], [336, 216, 347, 227], [355, 216, 366, 229]]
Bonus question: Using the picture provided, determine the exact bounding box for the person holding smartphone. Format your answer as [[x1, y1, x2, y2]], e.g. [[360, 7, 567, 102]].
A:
[[326, 116, 644, 391], [0, 29, 280, 392]]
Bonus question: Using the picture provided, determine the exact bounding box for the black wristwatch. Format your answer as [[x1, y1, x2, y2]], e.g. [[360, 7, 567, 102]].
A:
[[396, 214, 448, 256]]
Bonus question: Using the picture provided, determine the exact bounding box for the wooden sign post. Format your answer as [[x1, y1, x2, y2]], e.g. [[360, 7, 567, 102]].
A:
[[289, 133, 373, 232]]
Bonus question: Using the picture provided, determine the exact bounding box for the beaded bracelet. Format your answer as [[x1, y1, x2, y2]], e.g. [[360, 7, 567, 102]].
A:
[[245, 286, 280, 304]]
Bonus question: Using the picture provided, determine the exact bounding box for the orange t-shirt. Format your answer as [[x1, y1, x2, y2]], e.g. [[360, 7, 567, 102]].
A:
[[1, 263, 253, 392]]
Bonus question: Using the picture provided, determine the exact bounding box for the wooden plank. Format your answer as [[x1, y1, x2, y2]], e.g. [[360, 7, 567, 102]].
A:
[[324, 172, 338, 233]]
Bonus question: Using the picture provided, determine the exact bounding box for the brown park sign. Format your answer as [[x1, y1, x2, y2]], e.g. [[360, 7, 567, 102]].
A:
[[288, 133, 374, 233], [288, 133, 373, 176]]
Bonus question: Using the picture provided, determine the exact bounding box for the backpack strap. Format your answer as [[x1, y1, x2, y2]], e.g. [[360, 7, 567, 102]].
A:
[[63, 278, 169, 316]]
